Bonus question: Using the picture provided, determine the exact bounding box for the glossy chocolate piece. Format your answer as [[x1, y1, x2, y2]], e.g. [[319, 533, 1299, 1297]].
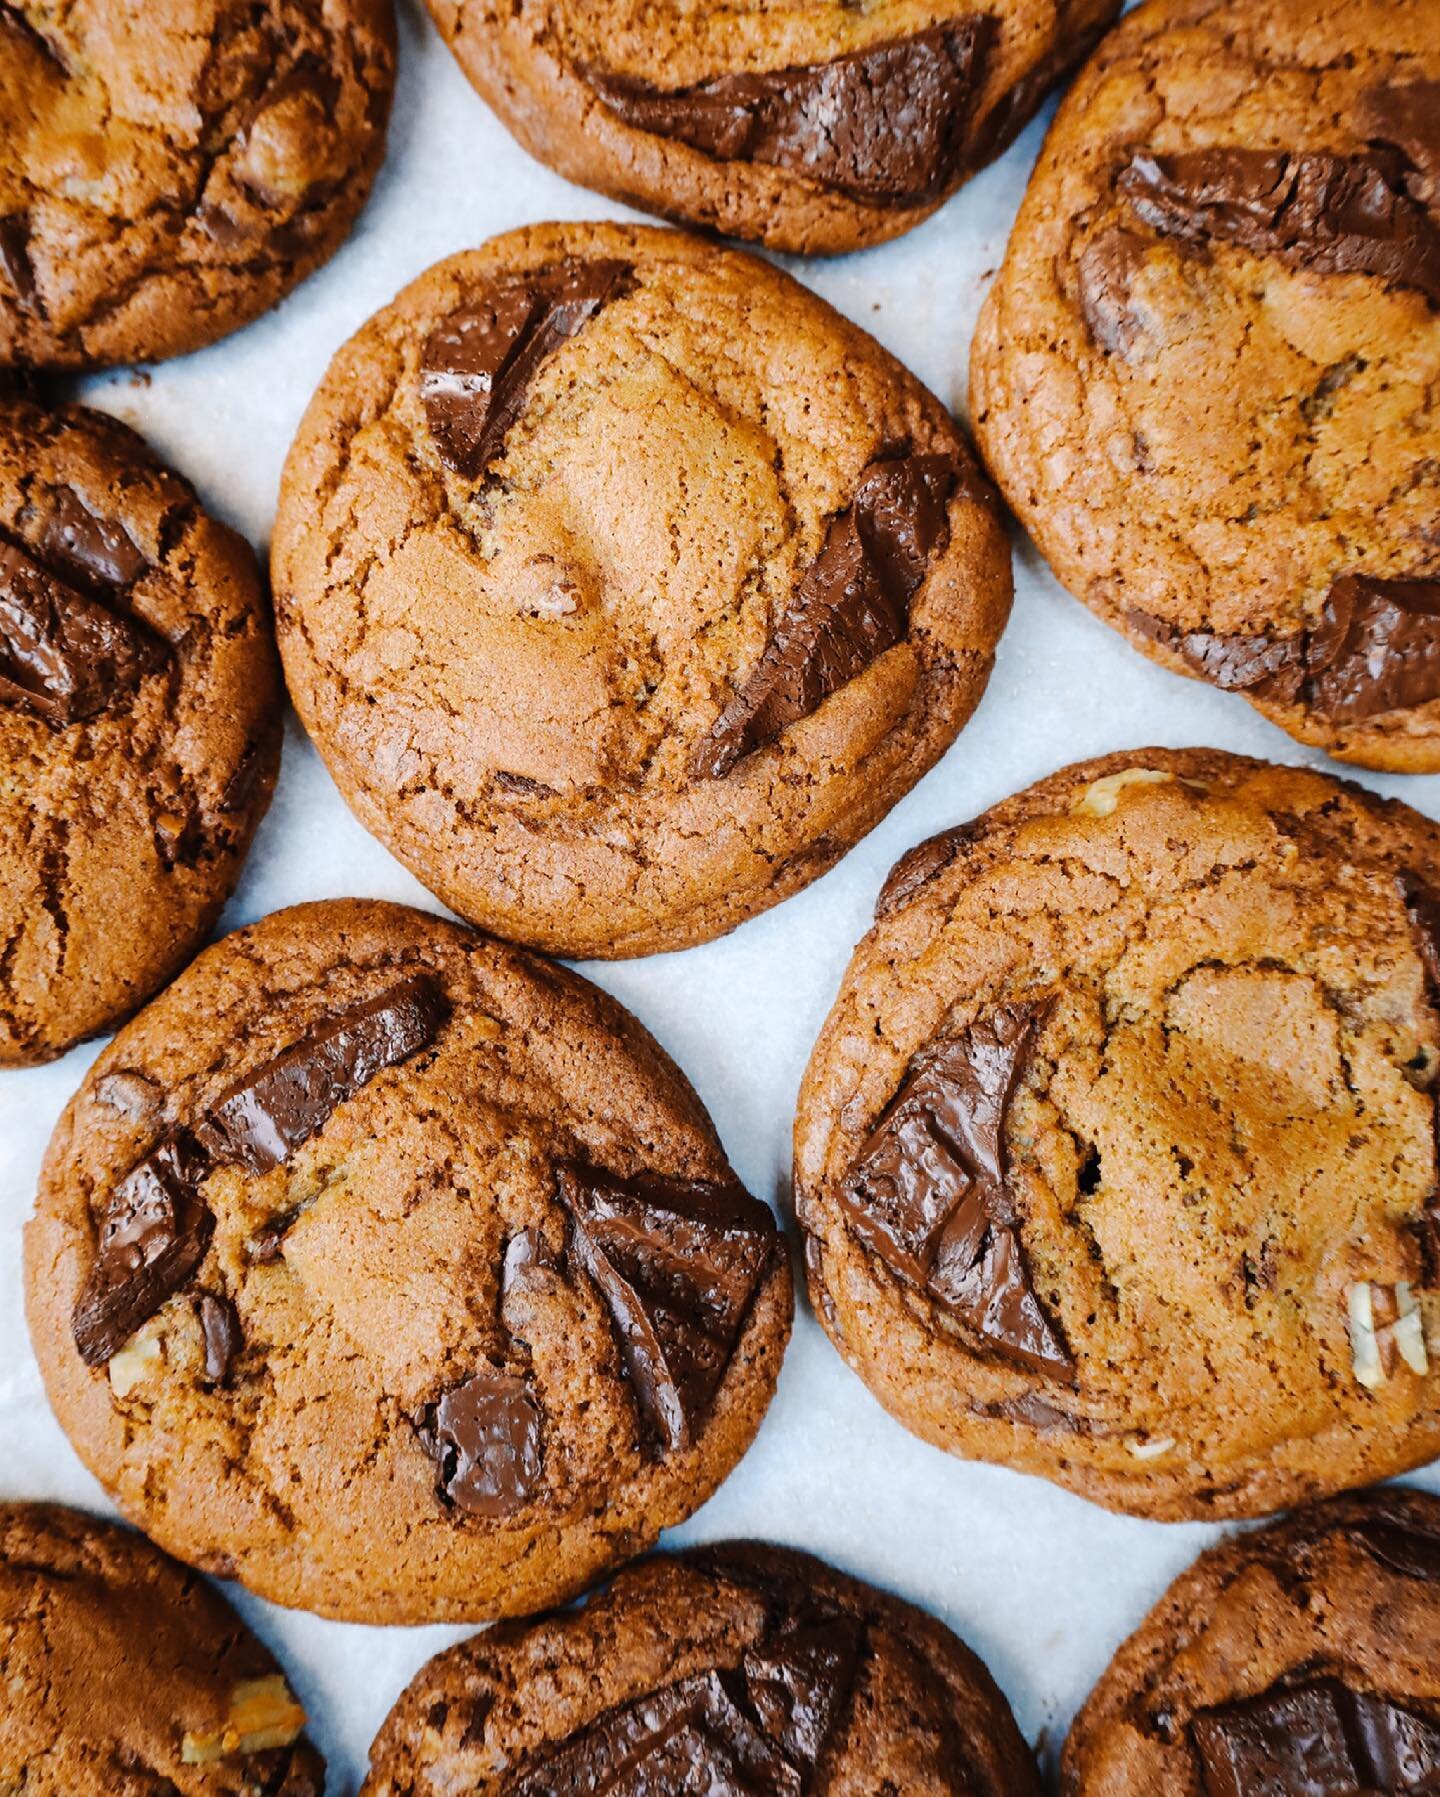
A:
[[873, 825, 975, 920], [1353, 1505, 1440, 1584], [198, 1290, 242, 1384], [1075, 225, 1154, 356], [426, 1368, 543, 1518], [697, 453, 955, 779], [585, 21, 995, 208], [1359, 80, 1440, 209], [838, 1004, 1072, 1374], [421, 259, 630, 481], [38, 487, 148, 589], [557, 1164, 778, 1453]]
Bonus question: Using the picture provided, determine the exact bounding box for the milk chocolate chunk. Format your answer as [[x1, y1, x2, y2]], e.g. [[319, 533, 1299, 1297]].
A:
[[192, 974, 446, 1173], [71, 1133, 214, 1367], [838, 1003, 1073, 1374], [1118, 144, 1440, 306], [1076, 225, 1154, 356], [421, 259, 630, 481], [198, 1290, 241, 1384], [1358, 80, 1440, 209], [1190, 1678, 1440, 1797], [0, 539, 165, 725], [38, 488, 148, 590], [556, 1164, 778, 1452], [584, 21, 995, 208], [426, 1369, 543, 1518], [698, 453, 955, 779]]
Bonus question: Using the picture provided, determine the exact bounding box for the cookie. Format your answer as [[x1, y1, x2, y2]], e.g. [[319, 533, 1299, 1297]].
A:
[[970, 0, 1440, 773], [272, 222, 1011, 959], [0, 1500, 323, 1795], [1063, 1488, 1440, 1793], [796, 747, 1440, 1521], [25, 898, 793, 1624], [360, 1540, 1042, 1795], [423, 0, 1121, 256], [1, 0, 396, 369], [0, 397, 281, 1067]]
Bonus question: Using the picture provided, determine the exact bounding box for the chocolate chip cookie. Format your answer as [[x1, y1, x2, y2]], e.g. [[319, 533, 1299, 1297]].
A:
[[796, 747, 1440, 1521], [272, 222, 1011, 959], [1, 0, 396, 369], [1063, 1488, 1440, 1794], [0, 1500, 323, 1796], [970, 0, 1440, 773], [0, 396, 281, 1066], [26, 898, 793, 1623], [423, 0, 1121, 256], [360, 1541, 1042, 1795]]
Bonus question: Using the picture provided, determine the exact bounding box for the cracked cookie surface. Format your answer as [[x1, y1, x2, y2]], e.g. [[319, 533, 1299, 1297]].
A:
[[1063, 1489, 1440, 1794], [0, 1501, 323, 1796], [25, 899, 793, 1624], [272, 222, 1012, 959], [795, 748, 1440, 1520], [423, 0, 1121, 255], [970, 0, 1440, 772], [0, 0, 396, 369], [0, 396, 281, 1066], [359, 1541, 1042, 1795]]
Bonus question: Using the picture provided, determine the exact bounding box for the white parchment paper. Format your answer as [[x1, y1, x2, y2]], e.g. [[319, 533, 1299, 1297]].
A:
[[3, 4, 1438, 1788]]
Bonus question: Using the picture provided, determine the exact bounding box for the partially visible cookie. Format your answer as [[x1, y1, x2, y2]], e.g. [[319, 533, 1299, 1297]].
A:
[[796, 748, 1440, 1520], [0, 397, 281, 1066], [25, 899, 793, 1624], [1064, 1488, 1440, 1793], [0, 1501, 323, 1796], [424, 0, 1121, 255], [273, 222, 1011, 959], [971, 0, 1440, 771], [360, 1541, 1042, 1795], [1, 0, 396, 368]]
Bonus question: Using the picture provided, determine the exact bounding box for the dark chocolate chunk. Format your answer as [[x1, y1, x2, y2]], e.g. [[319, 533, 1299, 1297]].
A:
[[697, 453, 955, 779], [1075, 225, 1155, 356], [741, 1614, 862, 1771], [426, 1368, 543, 1518], [584, 21, 995, 208], [38, 487, 148, 590], [837, 1004, 1072, 1374], [873, 824, 974, 920], [1359, 81, 1440, 211], [1354, 1514, 1440, 1584], [197, 1290, 241, 1384], [71, 1134, 214, 1368], [0, 539, 165, 725], [192, 974, 446, 1173], [1400, 871, 1440, 1281], [420, 259, 630, 481], [1118, 143, 1440, 306], [0, 214, 36, 309], [557, 1164, 778, 1453]]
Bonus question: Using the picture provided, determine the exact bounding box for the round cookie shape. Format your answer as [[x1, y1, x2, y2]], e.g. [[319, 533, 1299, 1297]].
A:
[[970, 0, 1440, 773], [423, 0, 1122, 256], [360, 1541, 1042, 1795], [1063, 1489, 1440, 1793], [796, 748, 1440, 1521], [0, 1501, 324, 1796], [272, 223, 1012, 959], [0, 397, 281, 1067], [25, 899, 793, 1625], [0, 0, 396, 369]]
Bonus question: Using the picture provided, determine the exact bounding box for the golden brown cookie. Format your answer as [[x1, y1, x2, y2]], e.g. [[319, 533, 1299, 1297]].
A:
[[25, 899, 793, 1624], [0, 396, 281, 1067], [796, 748, 1440, 1521], [1, 0, 396, 369], [1063, 1488, 1440, 1794], [272, 222, 1012, 959], [970, 0, 1440, 772], [0, 1501, 323, 1796], [360, 1541, 1042, 1795], [423, 0, 1121, 255]]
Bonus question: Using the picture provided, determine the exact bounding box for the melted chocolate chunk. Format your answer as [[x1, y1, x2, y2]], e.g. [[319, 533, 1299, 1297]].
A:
[[557, 1164, 778, 1453], [197, 1290, 241, 1384], [837, 1004, 1072, 1374], [1355, 1512, 1440, 1583], [1359, 80, 1440, 210], [192, 975, 446, 1173], [873, 825, 974, 920], [426, 1368, 543, 1518], [585, 21, 995, 208], [697, 454, 955, 779], [1118, 142, 1440, 306], [38, 488, 148, 589], [1076, 225, 1155, 356], [420, 259, 630, 481], [0, 214, 36, 309], [1399, 873, 1440, 1280], [0, 540, 165, 725]]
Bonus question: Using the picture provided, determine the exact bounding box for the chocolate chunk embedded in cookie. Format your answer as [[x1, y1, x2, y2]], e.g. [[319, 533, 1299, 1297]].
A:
[[25, 899, 792, 1623], [796, 749, 1440, 1520], [0, 1502, 324, 1796], [272, 222, 1011, 959], [1063, 1489, 1440, 1794], [0, 397, 281, 1066], [359, 1542, 1042, 1795], [971, 0, 1440, 772]]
